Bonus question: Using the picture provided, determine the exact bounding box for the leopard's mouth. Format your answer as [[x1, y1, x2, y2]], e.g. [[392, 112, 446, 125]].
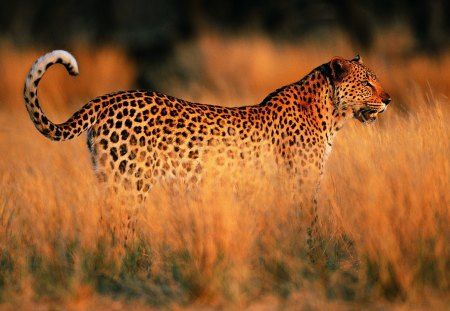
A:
[[354, 104, 387, 124]]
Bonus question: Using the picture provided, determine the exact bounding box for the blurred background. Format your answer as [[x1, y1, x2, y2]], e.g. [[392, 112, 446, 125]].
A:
[[1, 0, 449, 97]]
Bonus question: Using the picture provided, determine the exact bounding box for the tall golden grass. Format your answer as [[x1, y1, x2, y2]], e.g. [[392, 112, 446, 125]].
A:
[[0, 32, 449, 310]]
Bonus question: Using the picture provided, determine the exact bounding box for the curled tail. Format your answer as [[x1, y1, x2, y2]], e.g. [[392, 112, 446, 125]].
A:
[[24, 50, 97, 141]]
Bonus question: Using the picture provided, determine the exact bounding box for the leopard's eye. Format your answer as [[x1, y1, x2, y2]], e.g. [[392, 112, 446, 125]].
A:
[[363, 80, 370, 86]]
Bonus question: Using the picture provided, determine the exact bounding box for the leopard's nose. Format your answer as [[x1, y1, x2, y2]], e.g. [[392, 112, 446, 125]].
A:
[[383, 97, 391, 105]]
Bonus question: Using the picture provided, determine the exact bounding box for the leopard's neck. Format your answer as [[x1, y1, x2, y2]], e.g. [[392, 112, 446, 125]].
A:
[[254, 65, 353, 177]]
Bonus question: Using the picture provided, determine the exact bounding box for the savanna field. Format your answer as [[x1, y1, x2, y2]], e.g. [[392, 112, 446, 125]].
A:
[[0, 31, 449, 310]]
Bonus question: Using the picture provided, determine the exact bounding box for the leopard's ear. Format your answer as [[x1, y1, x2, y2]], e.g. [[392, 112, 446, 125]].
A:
[[330, 57, 351, 82], [352, 54, 363, 63]]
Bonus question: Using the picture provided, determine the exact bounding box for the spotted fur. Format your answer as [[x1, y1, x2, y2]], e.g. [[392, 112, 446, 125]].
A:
[[24, 51, 390, 201]]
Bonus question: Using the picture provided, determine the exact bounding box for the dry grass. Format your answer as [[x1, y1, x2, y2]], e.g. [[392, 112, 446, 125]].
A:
[[0, 32, 449, 310]]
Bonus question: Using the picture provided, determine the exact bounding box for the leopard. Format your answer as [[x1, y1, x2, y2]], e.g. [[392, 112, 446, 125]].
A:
[[24, 50, 390, 251]]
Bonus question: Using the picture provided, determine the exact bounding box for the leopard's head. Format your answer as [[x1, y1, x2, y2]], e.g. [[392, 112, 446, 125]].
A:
[[330, 55, 391, 124]]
